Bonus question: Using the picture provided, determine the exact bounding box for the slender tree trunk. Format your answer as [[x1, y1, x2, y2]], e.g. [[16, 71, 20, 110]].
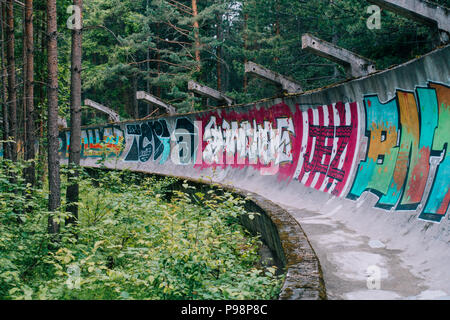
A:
[[66, 0, 83, 225], [133, 73, 138, 118], [37, 8, 47, 188], [191, 0, 201, 72], [156, 22, 161, 98], [22, 9, 27, 161], [243, 13, 248, 93], [145, 51, 150, 116], [274, 0, 280, 63], [47, 0, 60, 233], [156, 53, 161, 97], [145, 0, 151, 116], [216, 12, 222, 91], [24, 0, 35, 186], [1, 3, 10, 160], [6, 0, 17, 162]]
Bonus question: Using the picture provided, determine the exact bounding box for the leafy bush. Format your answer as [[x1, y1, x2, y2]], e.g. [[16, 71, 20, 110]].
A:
[[0, 160, 284, 300]]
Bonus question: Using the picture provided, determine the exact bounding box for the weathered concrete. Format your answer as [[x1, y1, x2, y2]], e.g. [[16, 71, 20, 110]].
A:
[[302, 33, 377, 77], [245, 61, 303, 93], [84, 99, 121, 123], [188, 81, 234, 106], [368, 0, 450, 43], [136, 91, 176, 115], [241, 191, 326, 300], [59, 45, 450, 300]]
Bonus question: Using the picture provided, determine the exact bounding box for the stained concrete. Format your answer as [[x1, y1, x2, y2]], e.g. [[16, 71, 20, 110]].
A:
[[284, 206, 430, 299], [224, 170, 450, 300], [302, 33, 376, 77]]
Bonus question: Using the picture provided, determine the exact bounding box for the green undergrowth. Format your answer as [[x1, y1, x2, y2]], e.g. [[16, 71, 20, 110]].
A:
[[0, 160, 284, 300]]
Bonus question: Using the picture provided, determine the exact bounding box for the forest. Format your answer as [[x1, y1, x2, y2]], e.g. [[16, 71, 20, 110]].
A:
[[0, 0, 448, 300]]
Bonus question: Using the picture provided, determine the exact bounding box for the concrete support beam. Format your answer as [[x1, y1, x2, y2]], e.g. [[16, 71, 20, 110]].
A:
[[84, 99, 121, 123], [244, 61, 303, 94], [367, 0, 450, 43], [188, 81, 234, 106], [136, 91, 176, 115], [302, 34, 376, 78]]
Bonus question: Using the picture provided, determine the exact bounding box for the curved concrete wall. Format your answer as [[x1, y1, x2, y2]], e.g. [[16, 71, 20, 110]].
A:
[[59, 45, 450, 298]]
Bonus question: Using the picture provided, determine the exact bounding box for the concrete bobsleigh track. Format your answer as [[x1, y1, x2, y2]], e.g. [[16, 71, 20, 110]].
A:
[[59, 45, 450, 300]]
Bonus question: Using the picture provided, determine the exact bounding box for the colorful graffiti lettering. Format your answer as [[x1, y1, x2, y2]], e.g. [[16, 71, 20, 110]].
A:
[[124, 119, 171, 164], [123, 118, 198, 165], [58, 125, 124, 159], [172, 118, 199, 165], [348, 82, 450, 223], [195, 103, 302, 179], [294, 102, 360, 197], [421, 83, 450, 222], [58, 81, 449, 224]]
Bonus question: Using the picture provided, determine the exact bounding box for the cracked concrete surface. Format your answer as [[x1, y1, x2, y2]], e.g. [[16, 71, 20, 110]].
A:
[[218, 169, 450, 300], [282, 204, 450, 300]]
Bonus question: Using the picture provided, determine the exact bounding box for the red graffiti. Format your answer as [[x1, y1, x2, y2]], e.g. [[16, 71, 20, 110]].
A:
[[195, 103, 304, 181], [295, 102, 359, 197]]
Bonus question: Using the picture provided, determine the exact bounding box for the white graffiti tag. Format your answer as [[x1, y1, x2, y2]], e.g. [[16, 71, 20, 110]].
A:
[[203, 117, 295, 174]]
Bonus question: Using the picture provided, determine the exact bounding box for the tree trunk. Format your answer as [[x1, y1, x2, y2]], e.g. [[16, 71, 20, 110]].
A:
[[6, 0, 17, 162], [145, 0, 151, 116], [156, 52, 161, 98], [145, 51, 150, 116], [66, 0, 83, 226], [243, 13, 248, 93], [156, 22, 161, 98], [274, 0, 280, 63], [47, 0, 60, 233], [21, 9, 27, 161], [192, 0, 201, 72], [216, 12, 223, 91], [24, 0, 35, 186], [0, 3, 10, 160], [133, 73, 138, 118], [37, 8, 47, 188]]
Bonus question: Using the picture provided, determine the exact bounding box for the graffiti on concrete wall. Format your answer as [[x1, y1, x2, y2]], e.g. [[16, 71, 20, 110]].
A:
[[59, 125, 124, 159], [172, 118, 199, 165], [194, 102, 361, 194], [59, 81, 449, 223], [348, 82, 449, 223], [195, 103, 303, 178], [293, 102, 360, 197], [123, 118, 198, 165], [124, 119, 171, 164]]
